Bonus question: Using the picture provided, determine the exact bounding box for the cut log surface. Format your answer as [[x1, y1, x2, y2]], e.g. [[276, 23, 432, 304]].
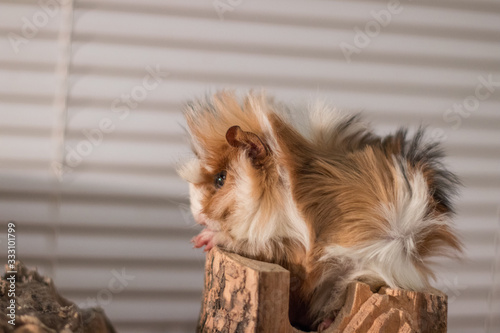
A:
[[198, 247, 448, 333], [0, 262, 116, 333]]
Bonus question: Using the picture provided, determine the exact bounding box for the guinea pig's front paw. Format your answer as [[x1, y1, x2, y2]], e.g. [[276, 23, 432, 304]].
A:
[[191, 228, 216, 252], [317, 310, 340, 333], [317, 317, 334, 332]]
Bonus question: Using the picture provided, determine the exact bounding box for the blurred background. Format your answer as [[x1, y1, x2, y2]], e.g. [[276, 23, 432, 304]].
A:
[[0, 0, 499, 332]]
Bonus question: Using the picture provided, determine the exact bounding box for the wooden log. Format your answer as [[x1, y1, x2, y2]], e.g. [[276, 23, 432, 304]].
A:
[[0, 262, 116, 333], [198, 247, 448, 333]]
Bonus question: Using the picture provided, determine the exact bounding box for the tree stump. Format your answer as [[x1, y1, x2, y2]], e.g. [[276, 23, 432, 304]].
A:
[[0, 262, 116, 333], [198, 247, 448, 333]]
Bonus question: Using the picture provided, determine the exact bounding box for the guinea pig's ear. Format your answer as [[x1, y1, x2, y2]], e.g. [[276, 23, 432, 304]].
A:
[[226, 126, 268, 163]]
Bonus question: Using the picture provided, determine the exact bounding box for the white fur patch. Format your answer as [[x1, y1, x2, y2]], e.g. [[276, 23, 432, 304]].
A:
[[289, 101, 368, 147], [229, 152, 310, 254], [250, 96, 281, 154], [177, 158, 204, 184], [188, 183, 204, 220], [321, 159, 448, 291], [308, 101, 344, 140]]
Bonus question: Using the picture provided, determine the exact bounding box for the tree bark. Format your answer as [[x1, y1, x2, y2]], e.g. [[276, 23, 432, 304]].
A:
[[198, 247, 447, 333], [0, 262, 116, 333]]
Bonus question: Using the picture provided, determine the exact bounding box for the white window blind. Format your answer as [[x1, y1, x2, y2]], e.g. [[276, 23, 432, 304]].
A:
[[0, 0, 499, 332]]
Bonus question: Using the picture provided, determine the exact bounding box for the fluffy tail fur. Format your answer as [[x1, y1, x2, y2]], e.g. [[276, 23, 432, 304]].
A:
[[319, 128, 462, 290]]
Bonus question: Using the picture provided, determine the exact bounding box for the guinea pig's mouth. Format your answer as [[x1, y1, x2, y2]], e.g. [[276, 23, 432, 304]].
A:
[[191, 228, 216, 252]]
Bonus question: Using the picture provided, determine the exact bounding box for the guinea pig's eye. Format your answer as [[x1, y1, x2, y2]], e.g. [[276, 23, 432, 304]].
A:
[[214, 170, 227, 189]]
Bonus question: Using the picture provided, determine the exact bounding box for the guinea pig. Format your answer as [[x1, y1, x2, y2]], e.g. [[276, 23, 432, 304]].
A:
[[177, 91, 462, 331]]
